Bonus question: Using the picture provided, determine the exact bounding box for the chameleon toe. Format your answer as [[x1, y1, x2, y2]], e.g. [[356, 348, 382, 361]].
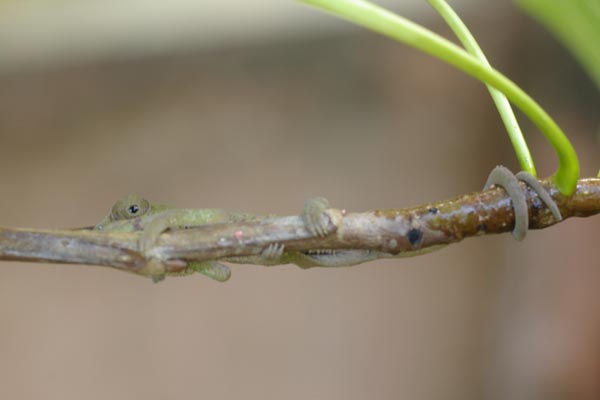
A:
[[261, 243, 285, 260]]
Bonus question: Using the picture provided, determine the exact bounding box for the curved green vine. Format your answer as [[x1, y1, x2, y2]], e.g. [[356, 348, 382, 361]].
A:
[[300, 0, 579, 195], [427, 0, 536, 177]]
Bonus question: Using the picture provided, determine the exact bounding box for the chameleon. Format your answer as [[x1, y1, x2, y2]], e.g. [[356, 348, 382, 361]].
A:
[[94, 196, 389, 282], [93, 166, 561, 282]]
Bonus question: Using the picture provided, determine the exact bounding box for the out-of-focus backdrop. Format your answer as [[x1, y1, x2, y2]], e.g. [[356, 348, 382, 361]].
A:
[[0, 1, 599, 399]]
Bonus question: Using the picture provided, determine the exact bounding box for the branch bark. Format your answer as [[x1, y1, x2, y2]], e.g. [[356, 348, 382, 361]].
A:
[[1, 178, 599, 275]]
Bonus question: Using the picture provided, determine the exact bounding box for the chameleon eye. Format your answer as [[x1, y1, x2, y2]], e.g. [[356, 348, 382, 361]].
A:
[[128, 204, 140, 215], [111, 195, 150, 220]]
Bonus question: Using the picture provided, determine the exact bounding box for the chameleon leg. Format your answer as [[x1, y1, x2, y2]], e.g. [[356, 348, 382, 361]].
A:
[[224, 197, 333, 267], [139, 210, 188, 254], [138, 209, 229, 255], [256, 197, 330, 264], [484, 166, 562, 241], [301, 197, 331, 237]]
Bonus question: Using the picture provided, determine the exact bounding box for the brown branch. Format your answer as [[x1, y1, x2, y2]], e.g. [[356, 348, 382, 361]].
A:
[[1, 178, 599, 275]]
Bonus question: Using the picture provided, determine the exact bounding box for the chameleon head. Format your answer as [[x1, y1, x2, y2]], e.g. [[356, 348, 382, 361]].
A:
[[94, 194, 151, 230]]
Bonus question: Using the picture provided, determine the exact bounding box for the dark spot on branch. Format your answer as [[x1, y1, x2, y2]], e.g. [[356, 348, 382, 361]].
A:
[[428, 207, 439, 214], [407, 228, 422, 246]]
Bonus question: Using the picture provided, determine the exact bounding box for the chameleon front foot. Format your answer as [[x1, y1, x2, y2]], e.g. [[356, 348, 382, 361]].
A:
[[301, 197, 331, 237], [484, 166, 562, 241], [138, 209, 182, 255]]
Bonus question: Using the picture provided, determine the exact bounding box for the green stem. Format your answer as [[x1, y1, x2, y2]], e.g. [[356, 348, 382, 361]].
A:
[[427, 0, 536, 177], [300, 0, 579, 195]]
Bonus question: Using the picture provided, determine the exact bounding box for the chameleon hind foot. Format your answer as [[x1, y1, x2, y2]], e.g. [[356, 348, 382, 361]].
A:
[[484, 166, 562, 241], [301, 197, 331, 237]]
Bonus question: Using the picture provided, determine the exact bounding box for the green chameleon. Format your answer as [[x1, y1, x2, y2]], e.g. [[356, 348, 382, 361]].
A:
[[94, 195, 386, 282], [94, 167, 561, 282]]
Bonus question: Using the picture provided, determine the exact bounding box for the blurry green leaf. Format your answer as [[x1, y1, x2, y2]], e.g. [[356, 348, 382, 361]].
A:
[[515, 0, 600, 91]]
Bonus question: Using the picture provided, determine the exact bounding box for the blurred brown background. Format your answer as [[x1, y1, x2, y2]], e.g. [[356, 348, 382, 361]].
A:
[[0, 1, 599, 399]]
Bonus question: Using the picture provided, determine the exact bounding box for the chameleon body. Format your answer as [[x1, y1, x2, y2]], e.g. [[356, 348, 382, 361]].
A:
[[94, 167, 561, 282], [94, 195, 392, 282]]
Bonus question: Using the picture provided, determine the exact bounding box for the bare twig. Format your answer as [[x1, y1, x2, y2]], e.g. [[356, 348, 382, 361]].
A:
[[1, 178, 599, 275]]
